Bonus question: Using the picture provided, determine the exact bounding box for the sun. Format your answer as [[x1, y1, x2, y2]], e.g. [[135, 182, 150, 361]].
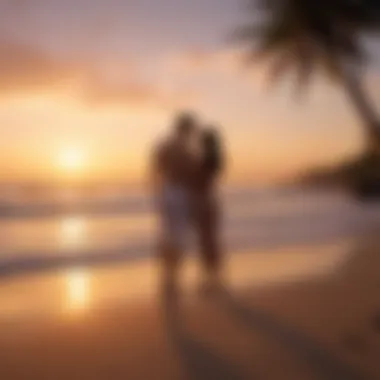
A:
[[58, 148, 85, 171]]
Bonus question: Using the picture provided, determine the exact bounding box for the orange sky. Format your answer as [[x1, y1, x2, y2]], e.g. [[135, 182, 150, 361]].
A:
[[0, 0, 376, 185]]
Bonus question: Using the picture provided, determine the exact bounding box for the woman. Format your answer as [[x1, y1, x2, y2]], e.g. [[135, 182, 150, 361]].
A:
[[195, 127, 224, 287]]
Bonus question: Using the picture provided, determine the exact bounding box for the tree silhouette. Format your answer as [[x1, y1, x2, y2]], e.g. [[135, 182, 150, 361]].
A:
[[236, 0, 380, 153]]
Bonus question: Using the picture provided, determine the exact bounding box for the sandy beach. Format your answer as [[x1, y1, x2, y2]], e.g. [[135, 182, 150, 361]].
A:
[[0, 234, 379, 380]]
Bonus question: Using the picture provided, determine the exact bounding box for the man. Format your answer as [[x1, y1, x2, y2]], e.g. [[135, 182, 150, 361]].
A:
[[151, 112, 198, 289]]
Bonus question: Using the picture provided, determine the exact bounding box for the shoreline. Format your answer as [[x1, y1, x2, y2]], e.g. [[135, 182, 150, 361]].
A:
[[0, 222, 377, 281], [0, 187, 379, 281], [0, 238, 356, 310]]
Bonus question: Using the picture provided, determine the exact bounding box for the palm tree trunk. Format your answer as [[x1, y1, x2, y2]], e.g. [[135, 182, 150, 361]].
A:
[[341, 65, 380, 155]]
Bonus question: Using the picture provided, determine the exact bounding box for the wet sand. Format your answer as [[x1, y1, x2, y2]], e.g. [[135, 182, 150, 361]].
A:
[[0, 236, 380, 379]]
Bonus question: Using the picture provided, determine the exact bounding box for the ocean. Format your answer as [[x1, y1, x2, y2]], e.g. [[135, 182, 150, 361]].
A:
[[0, 186, 379, 276]]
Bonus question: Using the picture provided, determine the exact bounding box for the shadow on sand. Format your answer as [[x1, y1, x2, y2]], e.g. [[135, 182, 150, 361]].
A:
[[214, 288, 368, 380], [161, 286, 249, 380], [161, 284, 368, 380]]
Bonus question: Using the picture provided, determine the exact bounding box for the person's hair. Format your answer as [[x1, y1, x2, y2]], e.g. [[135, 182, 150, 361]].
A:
[[201, 127, 224, 176], [174, 112, 196, 136]]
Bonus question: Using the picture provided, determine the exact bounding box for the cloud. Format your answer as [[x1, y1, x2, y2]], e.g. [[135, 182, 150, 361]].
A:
[[0, 39, 73, 92], [165, 47, 269, 87], [167, 48, 247, 73], [0, 38, 194, 110], [79, 76, 195, 109]]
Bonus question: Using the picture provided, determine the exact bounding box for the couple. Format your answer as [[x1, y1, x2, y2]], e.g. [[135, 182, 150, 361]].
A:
[[152, 112, 224, 292]]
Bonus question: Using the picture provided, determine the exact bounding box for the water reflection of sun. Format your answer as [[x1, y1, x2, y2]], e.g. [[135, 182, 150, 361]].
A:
[[65, 269, 91, 314], [60, 216, 86, 249]]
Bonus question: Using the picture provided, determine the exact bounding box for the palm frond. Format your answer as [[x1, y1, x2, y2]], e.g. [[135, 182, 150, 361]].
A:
[[234, 0, 374, 93], [293, 42, 315, 95], [265, 49, 294, 87]]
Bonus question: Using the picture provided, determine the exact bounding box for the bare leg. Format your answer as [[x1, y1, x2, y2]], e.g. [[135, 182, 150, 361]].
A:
[[200, 225, 221, 280], [158, 237, 182, 294], [198, 195, 222, 285]]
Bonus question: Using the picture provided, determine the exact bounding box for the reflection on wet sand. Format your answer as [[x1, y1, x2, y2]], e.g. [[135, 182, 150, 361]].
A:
[[0, 237, 380, 379], [64, 269, 91, 314]]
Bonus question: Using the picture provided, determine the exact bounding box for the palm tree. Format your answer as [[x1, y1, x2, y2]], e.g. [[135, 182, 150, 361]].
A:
[[236, 0, 380, 153]]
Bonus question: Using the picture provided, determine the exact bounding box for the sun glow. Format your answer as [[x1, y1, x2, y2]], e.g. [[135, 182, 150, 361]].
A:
[[57, 148, 86, 172]]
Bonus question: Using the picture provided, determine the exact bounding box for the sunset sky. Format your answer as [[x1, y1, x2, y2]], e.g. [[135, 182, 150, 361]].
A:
[[0, 0, 378, 185]]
